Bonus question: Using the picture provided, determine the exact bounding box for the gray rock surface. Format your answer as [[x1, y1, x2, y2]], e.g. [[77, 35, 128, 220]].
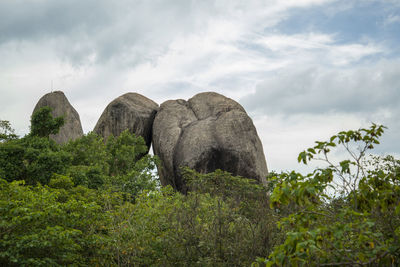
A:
[[152, 92, 268, 192], [94, 93, 158, 149], [33, 91, 83, 144]]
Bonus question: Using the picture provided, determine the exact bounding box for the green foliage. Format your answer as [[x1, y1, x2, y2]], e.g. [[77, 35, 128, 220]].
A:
[[0, 177, 120, 266], [30, 106, 64, 137], [66, 165, 108, 190], [0, 113, 162, 265], [106, 130, 148, 176], [63, 132, 110, 189], [104, 130, 159, 198], [23, 136, 72, 185], [63, 130, 159, 195], [1, 108, 158, 196], [65, 132, 109, 169], [0, 135, 71, 184], [261, 124, 400, 266], [105, 170, 282, 266], [0, 109, 69, 184], [1, 111, 399, 266], [0, 120, 18, 142], [1, 167, 278, 266], [0, 140, 25, 182]]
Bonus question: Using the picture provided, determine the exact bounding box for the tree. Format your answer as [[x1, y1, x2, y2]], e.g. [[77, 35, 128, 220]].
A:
[[0, 120, 18, 142], [256, 124, 400, 266], [0, 176, 120, 266], [30, 106, 64, 138], [105, 169, 281, 266], [64, 130, 159, 195], [0, 134, 70, 185], [106, 130, 148, 177], [104, 130, 159, 199], [22, 136, 71, 185], [64, 132, 110, 189], [0, 139, 25, 182]]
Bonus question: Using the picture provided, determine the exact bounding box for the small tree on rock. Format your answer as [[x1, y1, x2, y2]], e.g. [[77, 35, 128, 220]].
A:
[[30, 106, 64, 137]]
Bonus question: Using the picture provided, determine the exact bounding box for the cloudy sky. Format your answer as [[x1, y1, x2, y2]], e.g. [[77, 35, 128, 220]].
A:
[[1, 0, 399, 173]]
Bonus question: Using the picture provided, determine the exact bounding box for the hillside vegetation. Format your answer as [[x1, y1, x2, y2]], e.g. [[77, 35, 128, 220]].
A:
[[0, 107, 399, 266]]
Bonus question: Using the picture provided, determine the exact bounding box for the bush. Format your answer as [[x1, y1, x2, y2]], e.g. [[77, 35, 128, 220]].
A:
[[0, 177, 119, 266], [105, 170, 282, 266], [257, 124, 400, 266]]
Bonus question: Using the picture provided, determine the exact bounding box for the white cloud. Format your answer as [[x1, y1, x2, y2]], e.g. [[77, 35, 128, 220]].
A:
[[258, 33, 335, 51], [384, 14, 400, 25], [241, 59, 400, 115], [253, 112, 369, 173], [257, 32, 383, 66], [242, 58, 400, 170], [329, 44, 383, 66]]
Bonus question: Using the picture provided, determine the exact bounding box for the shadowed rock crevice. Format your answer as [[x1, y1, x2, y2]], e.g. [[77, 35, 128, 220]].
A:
[[33, 91, 83, 144], [152, 92, 268, 192], [152, 99, 197, 189]]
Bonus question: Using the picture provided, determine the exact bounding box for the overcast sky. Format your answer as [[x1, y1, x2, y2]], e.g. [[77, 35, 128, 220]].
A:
[[1, 0, 399, 173]]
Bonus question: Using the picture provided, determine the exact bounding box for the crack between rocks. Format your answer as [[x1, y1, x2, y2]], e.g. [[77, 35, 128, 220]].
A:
[[170, 100, 198, 190], [187, 99, 199, 121]]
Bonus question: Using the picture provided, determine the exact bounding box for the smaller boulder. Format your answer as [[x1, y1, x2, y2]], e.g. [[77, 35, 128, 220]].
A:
[[94, 93, 159, 150], [32, 91, 84, 144]]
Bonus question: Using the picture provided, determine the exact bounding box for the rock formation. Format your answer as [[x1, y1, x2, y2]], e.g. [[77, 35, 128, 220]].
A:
[[33, 91, 83, 144], [94, 93, 159, 149], [152, 92, 268, 192]]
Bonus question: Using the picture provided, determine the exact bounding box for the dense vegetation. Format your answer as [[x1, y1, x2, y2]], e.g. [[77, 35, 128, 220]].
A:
[[0, 107, 399, 266]]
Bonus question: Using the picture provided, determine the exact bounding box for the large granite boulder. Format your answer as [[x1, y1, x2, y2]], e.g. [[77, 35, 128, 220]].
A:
[[94, 93, 158, 149], [33, 91, 84, 144], [152, 92, 268, 192]]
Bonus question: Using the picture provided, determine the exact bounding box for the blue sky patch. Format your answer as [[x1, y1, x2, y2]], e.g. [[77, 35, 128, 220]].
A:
[[274, 1, 400, 54]]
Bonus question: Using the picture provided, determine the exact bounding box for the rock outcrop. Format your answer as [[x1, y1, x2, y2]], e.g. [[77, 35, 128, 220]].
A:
[[94, 93, 159, 149], [152, 92, 268, 192], [33, 91, 83, 144]]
